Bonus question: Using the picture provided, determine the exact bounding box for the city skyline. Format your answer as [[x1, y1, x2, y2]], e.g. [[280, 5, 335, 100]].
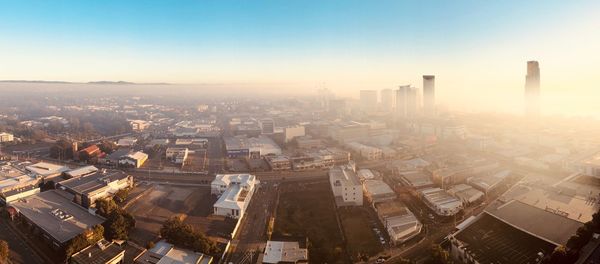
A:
[[1, 1, 599, 116]]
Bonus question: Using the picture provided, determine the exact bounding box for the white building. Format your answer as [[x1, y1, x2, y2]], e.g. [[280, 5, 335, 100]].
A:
[[211, 174, 258, 219], [129, 120, 150, 131], [329, 164, 363, 207], [166, 147, 189, 164], [345, 142, 382, 160], [419, 187, 463, 216], [262, 240, 308, 264], [117, 137, 137, 147], [119, 151, 148, 168], [284, 125, 305, 143], [0, 132, 14, 143], [25, 162, 69, 179]]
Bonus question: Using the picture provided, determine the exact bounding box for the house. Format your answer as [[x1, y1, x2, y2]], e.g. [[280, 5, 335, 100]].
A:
[[70, 239, 125, 264], [57, 169, 133, 208], [211, 174, 258, 219], [7, 190, 105, 249], [118, 151, 148, 168]]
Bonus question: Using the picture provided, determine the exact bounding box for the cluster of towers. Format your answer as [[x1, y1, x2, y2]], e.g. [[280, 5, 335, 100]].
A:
[[359, 75, 436, 118]]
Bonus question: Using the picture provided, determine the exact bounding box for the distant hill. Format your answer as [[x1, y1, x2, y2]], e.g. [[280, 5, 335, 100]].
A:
[[0, 80, 170, 85]]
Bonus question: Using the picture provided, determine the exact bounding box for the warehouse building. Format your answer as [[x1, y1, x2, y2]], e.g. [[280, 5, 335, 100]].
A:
[[57, 169, 133, 208], [118, 151, 148, 168], [224, 135, 281, 159], [447, 184, 484, 205], [8, 190, 105, 249], [375, 201, 422, 244], [419, 187, 463, 216], [363, 179, 396, 204]]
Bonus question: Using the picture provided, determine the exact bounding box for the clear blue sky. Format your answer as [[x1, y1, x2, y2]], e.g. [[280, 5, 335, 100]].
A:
[[1, 1, 599, 114]]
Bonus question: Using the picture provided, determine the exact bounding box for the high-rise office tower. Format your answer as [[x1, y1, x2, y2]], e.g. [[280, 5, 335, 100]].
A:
[[360, 90, 378, 112], [525, 61, 540, 118], [423, 75, 435, 116], [380, 88, 395, 112], [396, 85, 417, 118]]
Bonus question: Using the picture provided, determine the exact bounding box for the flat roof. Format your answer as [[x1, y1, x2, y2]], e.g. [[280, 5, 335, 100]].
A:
[[454, 213, 555, 264], [329, 166, 361, 186], [9, 190, 105, 243], [58, 170, 129, 195], [71, 240, 125, 264], [400, 171, 434, 188], [25, 162, 69, 177], [65, 166, 99, 178], [485, 199, 582, 245], [363, 179, 395, 197], [263, 241, 308, 264]]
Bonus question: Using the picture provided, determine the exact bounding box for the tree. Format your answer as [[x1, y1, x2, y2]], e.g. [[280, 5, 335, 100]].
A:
[[98, 141, 118, 154], [160, 216, 220, 255], [0, 240, 8, 263], [95, 198, 135, 240], [425, 244, 453, 264], [65, 225, 104, 257]]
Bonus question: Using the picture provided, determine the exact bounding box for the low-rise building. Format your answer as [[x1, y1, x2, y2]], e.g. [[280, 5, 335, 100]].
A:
[[398, 171, 435, 190], [266, 156, 291, 171], [224, 136, 281, 159], [0, 162, 41, 204], [467, 169, 511, 194], [262, 240, 308, 264], [65, 166, 99, 179], [175, 138, 208, 149], [7, 190, 105, 249], [447, 184, 484, 205], [363, 179, 396, 204], [130, 120, 150, 132], [284, 125, 305, 143], [0, 132, 14, 143], [211, 174, 258, 219], [134, 240, 213, 264], [296, 136, 322, 149], [70, 239, 125, 264], [345, 142, 382, 160], [119, 151, 148, 168], [419, 187, 463, 216], [57, 169, 133, 208], [25, 161, 69, 180], [375, 201, 422, 244], [165, 147, 189, 164], [329, 164, 363, 207], [117, 137, 137, 147]]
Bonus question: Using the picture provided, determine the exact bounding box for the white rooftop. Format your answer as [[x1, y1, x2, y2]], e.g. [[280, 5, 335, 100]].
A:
[[262, 241, 308, 264]]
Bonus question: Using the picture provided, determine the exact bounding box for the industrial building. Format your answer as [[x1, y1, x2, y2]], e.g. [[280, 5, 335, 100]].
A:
[[118, 151, 148, 168], [57, 169, 133, 208], [25, 161, 69, 179], [0, 161, 41, 204], [363, 179, 396, 204], [447, 184, 484, 205], [418, 187, 463, 216], [375, 201, 422, 244], [467, 169, 511, 194], [224, 136, 281, 159], [398, 171, 435, 190], [8, 190, 105, 249], [211, 174, 258, 219], [329, 163, 363, 207]]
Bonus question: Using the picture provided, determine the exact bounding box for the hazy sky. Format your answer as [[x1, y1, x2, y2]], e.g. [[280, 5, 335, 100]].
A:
[[1, 1, 599, 115]]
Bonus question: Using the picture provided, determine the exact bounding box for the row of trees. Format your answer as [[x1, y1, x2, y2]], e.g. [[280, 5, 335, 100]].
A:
[[65, 225, 105, 257], [160, 216, 220, 255]]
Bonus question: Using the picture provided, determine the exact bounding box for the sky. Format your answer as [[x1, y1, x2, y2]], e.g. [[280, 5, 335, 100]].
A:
[[0, 1, 599, 116]]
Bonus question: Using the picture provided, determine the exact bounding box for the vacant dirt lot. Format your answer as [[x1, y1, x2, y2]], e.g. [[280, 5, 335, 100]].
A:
[[126, 184, 233, 245]]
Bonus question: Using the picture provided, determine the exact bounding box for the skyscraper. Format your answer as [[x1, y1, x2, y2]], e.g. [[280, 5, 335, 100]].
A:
[[380, 88, 395, 112], [360, 90, 378, 112], [423, 75, 435, 116], [396, 85, 417, 118], [525, 61, 540, 118]]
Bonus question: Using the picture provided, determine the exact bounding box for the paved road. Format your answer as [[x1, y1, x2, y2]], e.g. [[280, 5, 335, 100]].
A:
[[226, 182, 279, 263], [0, 218, 46, 264]]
